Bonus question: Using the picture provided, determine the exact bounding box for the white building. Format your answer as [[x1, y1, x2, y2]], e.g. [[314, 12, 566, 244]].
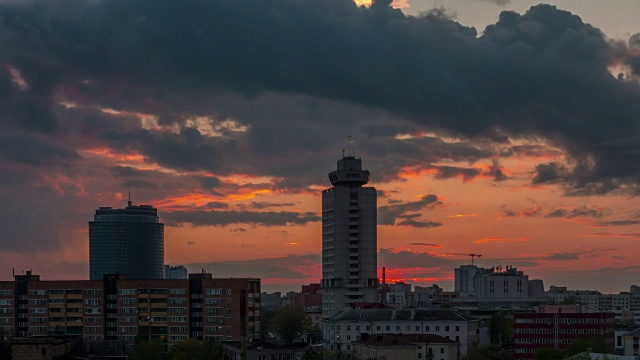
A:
[[321, 154, 377, 319], [323, 308, 482, 355], [386, 282, 412, 307], [455, 265, 482, 298], [352, 333, 458, 360]]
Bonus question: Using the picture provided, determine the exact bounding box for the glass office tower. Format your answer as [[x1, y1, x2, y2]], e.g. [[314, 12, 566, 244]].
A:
[[89, 202, 164, 280]]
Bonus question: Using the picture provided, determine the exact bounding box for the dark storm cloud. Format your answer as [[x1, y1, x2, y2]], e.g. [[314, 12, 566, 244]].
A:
[[100, 127, 227, 173], [186, 254, 320, 280], [122, 180, 156, 189], [0, 0, 638, 194], [396, 218, 442, 228], [433, 166, 481, 181], [379, 194, 440, 225], [545, 206, 608, 219], [475, 0, 510, 6], [499, 205, 541, 218], [593, 220, 640, 227], [532, 163, 567, 184], [627, 34, 640, 76], [546, 253, 580, 261], [163, 210, 320, 227], [409, 242, 441, 247], [111, 166, 152, 178], [206, 202, 229, 209], [195, 175, 222, 189], [378, 248, 456, 268], [0, 133, 80, 167], [249, 201, 296, 209]]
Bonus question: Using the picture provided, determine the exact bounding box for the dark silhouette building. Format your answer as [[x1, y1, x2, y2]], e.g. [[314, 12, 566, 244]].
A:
[[322, 151, 378, 318], [89, 201, 164, 280]]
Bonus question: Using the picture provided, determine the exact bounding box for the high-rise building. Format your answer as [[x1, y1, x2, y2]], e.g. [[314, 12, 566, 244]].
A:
[[321, 154, 377, 318], [89, 201, 164, 280], [454, 265, 482, 298], [164, 265, 189, 279]]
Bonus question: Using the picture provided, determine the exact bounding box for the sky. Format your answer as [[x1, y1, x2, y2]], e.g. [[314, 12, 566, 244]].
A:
[[0, 0, 639, 294]]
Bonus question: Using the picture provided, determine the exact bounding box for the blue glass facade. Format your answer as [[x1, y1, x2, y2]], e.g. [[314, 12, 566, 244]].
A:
[[89, 204, 164, 280]]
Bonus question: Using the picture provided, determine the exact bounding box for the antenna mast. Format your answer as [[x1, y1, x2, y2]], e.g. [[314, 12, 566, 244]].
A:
[[128, 182, 132, 207]]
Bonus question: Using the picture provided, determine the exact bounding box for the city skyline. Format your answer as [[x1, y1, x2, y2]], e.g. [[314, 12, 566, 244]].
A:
[[0, 0, 640, 294]]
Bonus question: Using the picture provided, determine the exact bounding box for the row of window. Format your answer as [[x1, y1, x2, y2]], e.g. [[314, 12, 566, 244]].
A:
[[337, 324, 462, 332]]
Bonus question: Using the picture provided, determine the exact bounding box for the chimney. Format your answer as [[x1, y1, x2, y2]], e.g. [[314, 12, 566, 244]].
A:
[[382, 267, 386, 285]]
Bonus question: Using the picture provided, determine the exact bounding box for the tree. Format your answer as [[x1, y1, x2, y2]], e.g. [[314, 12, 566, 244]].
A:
[[489, 312, 513, 347], [270, 306, 312, 347], [169, 338, 223, 360], [461, 342, 498, 360], [260, 307, 276, 340], [534, 347, 564, 360], [564, 336, 612, 357], [130, 339, 166, 360]]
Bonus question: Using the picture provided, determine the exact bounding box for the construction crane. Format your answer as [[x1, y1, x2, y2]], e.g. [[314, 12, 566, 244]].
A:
[[469, 253, 482, 265]]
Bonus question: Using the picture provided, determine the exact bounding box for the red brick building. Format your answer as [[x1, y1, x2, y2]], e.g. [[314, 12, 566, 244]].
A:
[[513, 307, 615, 359], [289, 283, 322, 309], [0, 271, 260, 350]]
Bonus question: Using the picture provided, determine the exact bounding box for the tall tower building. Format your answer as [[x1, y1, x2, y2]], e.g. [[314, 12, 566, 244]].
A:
[[89, 200, 164, 280], [322, 153, 378, 318], [454, 265, 480, 298]]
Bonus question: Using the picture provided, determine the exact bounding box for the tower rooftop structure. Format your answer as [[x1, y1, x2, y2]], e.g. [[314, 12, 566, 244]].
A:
[[328, 156, 371, 187]]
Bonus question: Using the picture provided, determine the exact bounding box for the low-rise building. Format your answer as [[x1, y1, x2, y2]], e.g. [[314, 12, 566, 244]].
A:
[[323, 308, 481, 355], [352, 333, 457, 360], [513, 306, 615, 360]]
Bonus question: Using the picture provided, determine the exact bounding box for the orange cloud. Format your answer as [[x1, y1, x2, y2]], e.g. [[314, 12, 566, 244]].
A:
[[475, 236, 531, 245], [80, 147, 145, 163], [448, 214, 477, 219]]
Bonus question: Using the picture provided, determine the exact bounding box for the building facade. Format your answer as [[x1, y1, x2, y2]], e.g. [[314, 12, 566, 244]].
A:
[[352, 334, 458, 360], [89, 202, 164, 280], [455, 265, 482, 298], [513, 308, 615, 359], [164, 265, 188, 280], [0, 271, 260, 350], [321, 155, 377, 319], [323, 308, 481, 355]]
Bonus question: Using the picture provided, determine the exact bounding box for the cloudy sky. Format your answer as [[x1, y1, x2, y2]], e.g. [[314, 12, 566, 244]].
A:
[[1, 0, 639, 293]]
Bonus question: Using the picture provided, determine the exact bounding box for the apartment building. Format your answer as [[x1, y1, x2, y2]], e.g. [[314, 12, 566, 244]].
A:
[[0, 271, 260, 349], [513, 306, 615, 360]]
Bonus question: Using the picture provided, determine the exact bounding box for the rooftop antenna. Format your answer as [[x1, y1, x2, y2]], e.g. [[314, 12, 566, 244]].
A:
[[127, 182, 132, 207], [347, 135, 353, 157]]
